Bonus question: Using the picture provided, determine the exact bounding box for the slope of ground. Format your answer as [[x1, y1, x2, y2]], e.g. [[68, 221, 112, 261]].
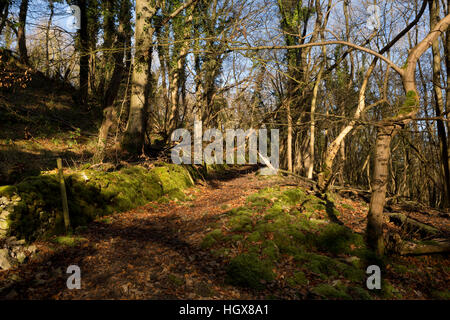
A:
[[0, 57, 100, 185], [0, 169, 448, 300]]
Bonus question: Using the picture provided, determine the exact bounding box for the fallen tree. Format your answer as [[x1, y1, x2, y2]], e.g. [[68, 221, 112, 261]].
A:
[[398, 238, 450, 255], [388, 212, 440, 238]]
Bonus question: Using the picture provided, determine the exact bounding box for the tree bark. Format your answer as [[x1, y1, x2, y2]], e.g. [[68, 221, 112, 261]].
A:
[[430, 0, 450, 207], [286, 99, 293, 172], [0, 1, 9, 36], [94, 0, 131, 163], [367, 126, 392, 256], [17, 0, 29, 64], [45, 1, 54, 77], [77, 0, 89, 105], [367, 10, 450, 256], [121, 0, 156, 156]]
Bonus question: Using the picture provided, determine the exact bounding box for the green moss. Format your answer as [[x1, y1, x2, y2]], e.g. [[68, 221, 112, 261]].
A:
[[168, 274, 184, 287], [152, 163, 194, 193], [392, 264, 410, 274], [340, 203, 354, 211], [229, 214, 253, 232], [247, 231, 262, 242], [302, 254, 340, 279], [347, 287, 372, 300], [261, 240, 280, 261], [226, 253, 275, 289], [286, 271, 307, 286], [432, 290, 450, 300], [397, 90, 418, 116], [199, 186, 369, 292], [1, 163, 195, 241], [311, 284, 351, 299], [231, 234, 244, 243], [0, 185, 17, 196], [380, 280, 402, 299], [280, 189, 306, 205], [166, 189, 186, 201], [315, 223, 363, 255], [201, 229, 224, 248], [53, 235, 87, 246]]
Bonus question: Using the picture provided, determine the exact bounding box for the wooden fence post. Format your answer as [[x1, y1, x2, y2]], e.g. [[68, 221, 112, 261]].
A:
[[57, 158, 71, 231]]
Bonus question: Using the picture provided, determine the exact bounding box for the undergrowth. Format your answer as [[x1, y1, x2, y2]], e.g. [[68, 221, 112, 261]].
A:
[[201, 186, 383, 299]]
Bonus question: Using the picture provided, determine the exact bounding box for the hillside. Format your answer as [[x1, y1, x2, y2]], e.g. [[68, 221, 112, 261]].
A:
[[0, 53, 100, 185]]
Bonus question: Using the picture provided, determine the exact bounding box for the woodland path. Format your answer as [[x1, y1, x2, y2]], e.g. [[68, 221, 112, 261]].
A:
[[0, 167, 448, 300], [0, 167, 283, 299]]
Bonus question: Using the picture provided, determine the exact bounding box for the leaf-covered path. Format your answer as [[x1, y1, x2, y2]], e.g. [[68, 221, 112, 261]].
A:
[[0, 167, 448, 300], [0, 167, 283, 299]]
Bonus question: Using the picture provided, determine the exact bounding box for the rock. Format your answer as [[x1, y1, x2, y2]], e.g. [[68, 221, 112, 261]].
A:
[[0, 196, 8, 203], [16, 251, 26, 263], [14, 239, 26, 245], [0, 210, 9, 219], [344, 256, 360, 264], [0, 248, 13, 270], [121, 284, 130, 294], [0, 220, 8, 230], [26, 244, 37, 254], [6, 236, 16, 243]]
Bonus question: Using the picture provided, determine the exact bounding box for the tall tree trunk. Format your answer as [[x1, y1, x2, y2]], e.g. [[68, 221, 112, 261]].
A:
[[286, 99, 293, 172], [308, 64, 324, 179], [77, 0, 89, 104], [367, 126, 392, 256], [121, 0, 156, 156], [0, 1, 9, 36], [367, 11, 450, 256], [94, 0, 131, 163], [167, 12, 193, 135], [430, 0, 450, 207], [17, 0, 29, 64], [45, 1, 54, 77]]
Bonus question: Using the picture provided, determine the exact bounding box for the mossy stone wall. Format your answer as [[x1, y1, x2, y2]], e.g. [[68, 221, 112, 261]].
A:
[[0, 164, 195, 241]]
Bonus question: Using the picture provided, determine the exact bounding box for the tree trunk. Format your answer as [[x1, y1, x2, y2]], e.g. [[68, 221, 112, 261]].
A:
[[286, 100, 293, 172], [77, 0, 89, 105], [121, 0, 156, 156], [367, 126, 393, 256], [366, 11, 450, 256], [430, 0, 450, 207], [45, 1, 54, 77], [93, 0, 131, 163], [0, 1, 9, 36], [17, 0, 28, 64], [167, 13, 193, 135]]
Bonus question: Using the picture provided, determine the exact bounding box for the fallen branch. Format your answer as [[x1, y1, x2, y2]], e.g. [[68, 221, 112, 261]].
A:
[[398, 239, 450, 255], [388, 212, 440, 238]]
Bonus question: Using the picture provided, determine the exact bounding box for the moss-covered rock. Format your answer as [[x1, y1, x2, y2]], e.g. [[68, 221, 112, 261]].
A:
[[311, 283, 351, 299], [0, 163, 195, 241], [315, 223, 363, 255], [201, 185, 371, 294], [226, 253, 275, 289]]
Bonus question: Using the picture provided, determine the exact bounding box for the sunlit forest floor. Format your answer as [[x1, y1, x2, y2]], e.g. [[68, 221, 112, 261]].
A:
[[0, 168, 448, 299], [0, 73, 99, 186], [0, 76, 449, 300]]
